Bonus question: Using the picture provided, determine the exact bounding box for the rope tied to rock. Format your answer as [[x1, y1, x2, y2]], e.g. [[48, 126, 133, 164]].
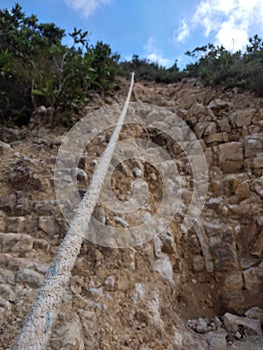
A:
[[12, 72, 135, 350]]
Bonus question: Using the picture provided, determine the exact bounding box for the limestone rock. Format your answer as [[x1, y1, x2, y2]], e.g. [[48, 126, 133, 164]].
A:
[[103, 275, 116, 291], [206, 132, 228, 144], [0, 194, 16, 213], [251, 231, 263, 257], [16, 191, 31, 215], [195, 318, 208, 333], [0, 296, 11, 311], [194, 122, 208, 138], [223, 312, 262, 336], [244, 134, 263, 158], [254, 157, 263, 169], [233, 109, 255, 127], [0, 233, 33, 253], [189, 317, 223, 336], [206, 330, 227, 350], [243, 266, 262, 293], [204, 122, 217, 135], [50, 312, 85, 350], [37, 127, 48, 138], [132, 167, 143, 178], [159, 228, 176, 254], [78, 309, 99, 349], [235, 180, 250, 199], [6, 217, 25, 233], [218, 142, 243, 172], [34, 200, 57, 214], [245, 307, 263, 323], [0, 284, 16, 302], [93, 204, 106, 224], [223, 173, 248, 196], [223, 272, 243, 291], [153, 253, 175, 286], [0, 141, 11, 155], [218, 118, 231, 132], [193, 255, 205, 272], [208, 99, 232, 111], [229, 336, 263, 350], [153, 237, 162, 258], [9, 159, 43, 191], [17, 268, 43, 287], [39, 216, 60, 237], [211, 241, 238, 272], [0, 269, 15, 285], [188, 102, 207, 117]]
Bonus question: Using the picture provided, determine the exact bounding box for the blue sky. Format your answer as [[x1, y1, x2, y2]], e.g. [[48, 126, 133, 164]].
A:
[[2, 0, 263, 68]]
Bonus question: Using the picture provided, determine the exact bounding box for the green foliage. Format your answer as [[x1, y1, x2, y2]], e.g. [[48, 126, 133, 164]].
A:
[[120, 34, 263, 96], [86, 41, 120, 93], [1, 3, 263, 128], [120, 55, 181, 83], [184, 35, 263, 96], [0, 4, 120, 126]]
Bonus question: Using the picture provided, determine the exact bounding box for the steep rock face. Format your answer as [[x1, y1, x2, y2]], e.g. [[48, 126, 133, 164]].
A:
[[0, 78, 263, 349], [134, 79, 263, 314]]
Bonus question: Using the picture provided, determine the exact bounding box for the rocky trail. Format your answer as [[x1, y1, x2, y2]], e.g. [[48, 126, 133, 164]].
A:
[[0, 78, 263, 349]]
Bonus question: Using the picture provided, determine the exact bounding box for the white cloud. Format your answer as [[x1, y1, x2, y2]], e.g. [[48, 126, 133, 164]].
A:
[[143, 37, 155, 53], [143, 37, 171, 67], [64, 0, 112, 18], [216, 22, 248, 51], [173, 0, 263, 51], [192, 0, 221, 36], [147, 53, 171, 67], [175, 20, 190, 43]]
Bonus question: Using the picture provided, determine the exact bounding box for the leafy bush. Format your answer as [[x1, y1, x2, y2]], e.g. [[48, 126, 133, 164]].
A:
[[0, 4, 120, 127], [120, 55, 182, 83], [1, 4, 263, 128], [184, 35, 263, 96]]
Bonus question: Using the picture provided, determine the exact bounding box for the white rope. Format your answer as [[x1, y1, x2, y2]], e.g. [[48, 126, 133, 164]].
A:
[[12, 72, 135, 350]]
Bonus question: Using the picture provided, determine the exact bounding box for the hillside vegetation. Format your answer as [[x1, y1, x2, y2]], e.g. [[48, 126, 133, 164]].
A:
[[1, 4, 263, 127], [0, 4, 120, 126]]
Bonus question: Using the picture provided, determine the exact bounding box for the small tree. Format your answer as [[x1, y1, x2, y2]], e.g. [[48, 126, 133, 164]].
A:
[[0, 4, 121, 127]]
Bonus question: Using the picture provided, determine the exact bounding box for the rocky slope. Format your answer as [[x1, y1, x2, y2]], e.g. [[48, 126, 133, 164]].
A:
[[0, 78, 263, 349]]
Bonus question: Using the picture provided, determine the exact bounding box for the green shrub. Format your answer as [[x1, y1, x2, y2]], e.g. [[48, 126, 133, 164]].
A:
[[184, 35, 263, 96], [120, 55, 181, 83], [0, 4, 120, 127]]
